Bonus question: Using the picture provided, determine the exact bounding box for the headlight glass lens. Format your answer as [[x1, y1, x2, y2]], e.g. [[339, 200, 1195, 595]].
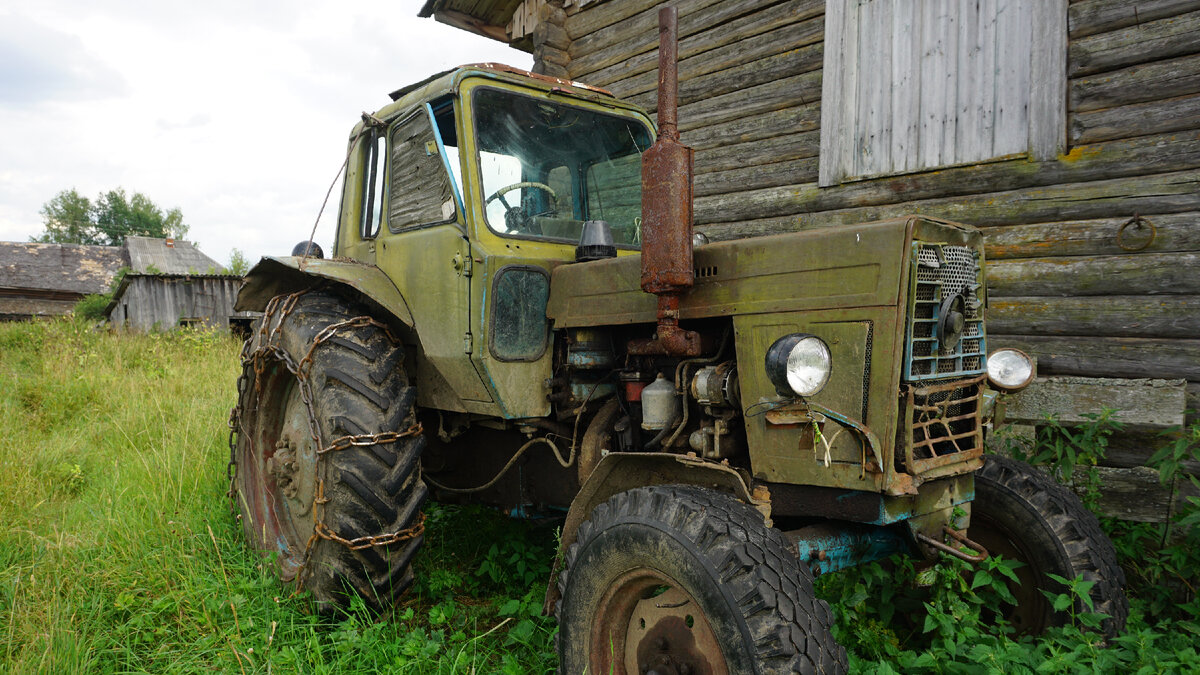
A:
[[786, 337, 832, 396], [766, 334, 832, 397], [987, 348, 1034, 390]]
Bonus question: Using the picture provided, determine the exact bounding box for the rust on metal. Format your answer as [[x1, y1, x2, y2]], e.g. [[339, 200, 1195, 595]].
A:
[[902, 375, 986, 476], [591, 568, 726, 675], [916, 526, 989, 564], [631, 5, 700, 358]]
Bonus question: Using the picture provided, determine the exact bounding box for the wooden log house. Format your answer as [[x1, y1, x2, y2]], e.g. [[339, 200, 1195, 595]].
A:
[[420, 0, 1200, 523]]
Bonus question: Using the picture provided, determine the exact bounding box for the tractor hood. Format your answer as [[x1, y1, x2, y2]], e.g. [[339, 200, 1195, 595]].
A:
[[546, 216, 980, 328]]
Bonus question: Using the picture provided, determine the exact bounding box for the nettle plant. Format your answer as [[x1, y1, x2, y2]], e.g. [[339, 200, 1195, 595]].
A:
[[1002, 411, 1200, 622]]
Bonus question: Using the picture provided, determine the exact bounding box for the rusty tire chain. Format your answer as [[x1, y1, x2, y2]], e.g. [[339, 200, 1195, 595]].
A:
[[225, 290, 425, 591]]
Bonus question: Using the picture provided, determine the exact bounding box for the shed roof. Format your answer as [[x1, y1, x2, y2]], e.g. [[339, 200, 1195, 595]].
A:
[[0, 241, 126, 294], [125, 235, 225, 275], [418, 0, 526, 42]]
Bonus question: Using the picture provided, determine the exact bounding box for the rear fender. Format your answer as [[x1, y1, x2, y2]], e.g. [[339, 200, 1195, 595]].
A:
[[235, 257, 415, 332]]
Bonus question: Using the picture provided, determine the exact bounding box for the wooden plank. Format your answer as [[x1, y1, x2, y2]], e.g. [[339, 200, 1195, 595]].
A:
[[1105, 433, 1200, 475], [983, 212, 1200, 259], [1071, 52, 1200, 112], [1070, 8, 1200, 77], [1081, 466, 1174, 522], [1068, 0, 1200, 39], [698, 164, 1199, 233], [986, 252, 1200, 296], [622, 41, 824, 112], [693, 130, 819, 174], [993, 0, 1032, 157], [955, 0, 983, 163], [986, 295, 1200, 338], [578, 4, 823, 92], [861, 0, 894, 177], [989, 335, 1200, 381], [819, 0, 851, 186], [1187, 382, 1200, 426], [568, 0, 804, 74], [1030, 0, 1068, 160], [563, 0, 657, 41], [683, 103, 822, 150], [695, 157, 818, 198], [1003, 376, 1187, 427], [891, 2, 921, 174], [677, 70, 823, 136], [1071, 92, 1200, 144], [695, 141, 1200, 228]]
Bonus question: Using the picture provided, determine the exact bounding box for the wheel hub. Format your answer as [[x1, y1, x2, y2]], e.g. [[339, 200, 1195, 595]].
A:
[[591, 571, 725, 675]]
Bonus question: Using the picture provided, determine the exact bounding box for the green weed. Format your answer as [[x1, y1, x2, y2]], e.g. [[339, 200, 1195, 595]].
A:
[[2, 319, 1197, 673]]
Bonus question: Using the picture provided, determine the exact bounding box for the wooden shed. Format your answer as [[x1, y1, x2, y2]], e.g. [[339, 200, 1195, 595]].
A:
[[105, 273, 254, 332], [105, 236, 256, 332], [421, 0, 1200, 521]]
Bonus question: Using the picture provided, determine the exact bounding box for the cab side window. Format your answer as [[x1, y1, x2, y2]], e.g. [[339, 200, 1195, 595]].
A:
[[360, 130, 387, 239], [389, 112, 458, 231]]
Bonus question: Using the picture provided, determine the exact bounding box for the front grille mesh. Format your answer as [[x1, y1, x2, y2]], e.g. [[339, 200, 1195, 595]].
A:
[[905, 243, 987, 381]]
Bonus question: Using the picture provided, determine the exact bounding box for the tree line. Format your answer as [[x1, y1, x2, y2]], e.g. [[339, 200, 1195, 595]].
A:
[[34, 188, 189, 247]]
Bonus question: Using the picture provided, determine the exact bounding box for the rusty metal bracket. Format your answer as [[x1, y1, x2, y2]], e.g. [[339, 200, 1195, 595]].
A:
[[916, 526, 989, 563]]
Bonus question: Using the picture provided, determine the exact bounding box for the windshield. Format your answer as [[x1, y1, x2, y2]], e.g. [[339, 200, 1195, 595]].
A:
[[472, 87, 652, 246]]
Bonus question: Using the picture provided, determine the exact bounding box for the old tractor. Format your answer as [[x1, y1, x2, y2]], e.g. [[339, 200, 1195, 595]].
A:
[[229, 8, 1126, 674]]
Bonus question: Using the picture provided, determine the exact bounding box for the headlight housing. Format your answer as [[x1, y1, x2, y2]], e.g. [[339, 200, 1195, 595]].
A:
[[765, 334, 832, 398], [986, 348, 1035, 392]]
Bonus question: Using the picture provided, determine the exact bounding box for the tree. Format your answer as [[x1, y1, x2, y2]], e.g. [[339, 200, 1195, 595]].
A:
[[34, 189, 99, 245], [32, 188, 189, 246], [227, 249, 250, 276]]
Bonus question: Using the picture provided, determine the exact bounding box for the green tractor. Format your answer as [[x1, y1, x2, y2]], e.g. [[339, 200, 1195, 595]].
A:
[[229, 9, 1126, 673]]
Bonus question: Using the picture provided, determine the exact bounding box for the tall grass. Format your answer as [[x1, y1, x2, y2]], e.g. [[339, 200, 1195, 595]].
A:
[[3, 319, 1195, 674], [0, 320, 555, 674]]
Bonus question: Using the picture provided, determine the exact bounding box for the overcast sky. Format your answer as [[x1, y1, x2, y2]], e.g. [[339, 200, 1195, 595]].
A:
[[0, 0, 530, 267]]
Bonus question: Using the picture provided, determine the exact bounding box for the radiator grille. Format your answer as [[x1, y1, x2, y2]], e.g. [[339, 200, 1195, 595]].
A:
[[902, 376, 985, 475], [904, 242, 987, 381]]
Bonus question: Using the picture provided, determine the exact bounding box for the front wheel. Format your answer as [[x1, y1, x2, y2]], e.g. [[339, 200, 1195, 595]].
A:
[[556, 485, 847, 675], [971, 455, 1128, 636]]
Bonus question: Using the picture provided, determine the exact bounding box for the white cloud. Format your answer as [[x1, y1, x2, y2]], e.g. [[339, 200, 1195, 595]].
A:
[[0, 1, 531, 266]]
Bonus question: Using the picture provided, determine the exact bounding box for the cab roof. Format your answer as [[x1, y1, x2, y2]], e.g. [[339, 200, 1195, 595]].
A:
[[349, 63, 643, 137]]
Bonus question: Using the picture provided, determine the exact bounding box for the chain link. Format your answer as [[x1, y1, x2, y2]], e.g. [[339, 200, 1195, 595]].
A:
[[225, 290, 423, 591]]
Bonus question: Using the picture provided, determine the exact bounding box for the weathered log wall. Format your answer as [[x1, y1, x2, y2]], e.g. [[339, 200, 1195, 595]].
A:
[[527, 0, 1200, 517], [543, 0, 1200, 402]]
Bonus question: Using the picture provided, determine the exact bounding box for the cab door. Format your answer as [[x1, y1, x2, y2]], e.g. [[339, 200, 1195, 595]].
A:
[[375, 106, 494, 413]]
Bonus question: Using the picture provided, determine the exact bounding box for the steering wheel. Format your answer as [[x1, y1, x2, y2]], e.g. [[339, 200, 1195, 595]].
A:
[[485, 182, 558, 234]]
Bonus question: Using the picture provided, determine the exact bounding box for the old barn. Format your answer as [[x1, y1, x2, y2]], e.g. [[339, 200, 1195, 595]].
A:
[[420, 0, 1200, 521], [105, 236, 255, 332], [0, 242, 125, 321]]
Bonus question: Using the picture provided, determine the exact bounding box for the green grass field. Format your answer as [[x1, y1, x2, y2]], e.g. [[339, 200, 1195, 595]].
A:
[[1, 319, 1196, 674]]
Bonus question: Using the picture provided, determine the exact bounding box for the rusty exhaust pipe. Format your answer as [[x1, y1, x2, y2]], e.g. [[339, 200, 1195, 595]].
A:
[[628, 6, 701, 357]]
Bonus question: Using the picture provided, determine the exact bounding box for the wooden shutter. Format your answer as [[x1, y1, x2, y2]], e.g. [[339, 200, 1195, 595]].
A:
[[820, 0, 1065, 186]]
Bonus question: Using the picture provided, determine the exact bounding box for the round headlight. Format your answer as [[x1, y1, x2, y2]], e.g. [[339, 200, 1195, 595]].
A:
[[765, 334, 832, 398], [987, 348, 1035, 391]]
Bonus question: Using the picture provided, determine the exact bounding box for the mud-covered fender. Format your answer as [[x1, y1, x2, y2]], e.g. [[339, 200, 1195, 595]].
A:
[[543, 452, 764, 615], [235, 256, 415, 330]]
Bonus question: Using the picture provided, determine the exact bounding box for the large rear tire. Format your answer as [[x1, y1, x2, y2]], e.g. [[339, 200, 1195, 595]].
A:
[[556, 485, 847, 674], [233, 290, 426, 612], [971, 455, 1128, 637]]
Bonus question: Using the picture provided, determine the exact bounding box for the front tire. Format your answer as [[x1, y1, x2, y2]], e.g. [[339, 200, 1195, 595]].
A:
[[233, 290, 427, 612], [556, 485, 847, 674], [971, 455, 1128, 636]]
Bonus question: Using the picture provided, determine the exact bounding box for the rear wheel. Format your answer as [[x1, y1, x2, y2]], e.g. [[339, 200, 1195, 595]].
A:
[[233, 290, 427, 612], [556, 485, 847, 675], [971, 455, 1128, 636]]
